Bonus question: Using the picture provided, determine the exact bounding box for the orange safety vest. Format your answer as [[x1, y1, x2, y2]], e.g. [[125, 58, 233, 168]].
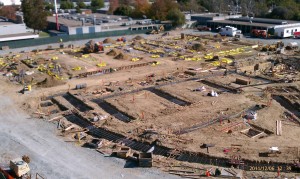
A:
[[205, 170, 210, 177]]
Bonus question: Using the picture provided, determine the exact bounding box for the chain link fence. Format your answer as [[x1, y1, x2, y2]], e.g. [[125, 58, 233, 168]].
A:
[[0, 29, 149, 49]]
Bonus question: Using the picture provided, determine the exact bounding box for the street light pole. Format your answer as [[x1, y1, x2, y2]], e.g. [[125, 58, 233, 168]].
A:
[[54, 0, 59, 30]]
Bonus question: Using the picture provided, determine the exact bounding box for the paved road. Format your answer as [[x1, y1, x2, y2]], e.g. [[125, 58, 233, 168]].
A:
[[185, 29, 300, 46], [0, 82, 179, 179], [1, 29, 299, 55], [0, 33, 150, 55]]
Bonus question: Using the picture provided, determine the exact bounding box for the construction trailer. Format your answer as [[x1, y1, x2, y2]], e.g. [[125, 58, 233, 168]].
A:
[[273, 23, 300, 38], [219, 26, 242, 37]]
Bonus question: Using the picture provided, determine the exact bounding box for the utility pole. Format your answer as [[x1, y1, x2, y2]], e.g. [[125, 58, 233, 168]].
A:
[[54, 0, 59, 30]]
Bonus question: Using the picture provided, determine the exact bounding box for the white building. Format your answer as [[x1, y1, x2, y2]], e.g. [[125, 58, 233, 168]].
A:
[[273, 23, 300, 38], [0, 17, 38, 42]]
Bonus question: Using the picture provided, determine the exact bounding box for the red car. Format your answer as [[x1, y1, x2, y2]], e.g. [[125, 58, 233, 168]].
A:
[[197, 26, 211, 31], [294, 31, 300, 38]]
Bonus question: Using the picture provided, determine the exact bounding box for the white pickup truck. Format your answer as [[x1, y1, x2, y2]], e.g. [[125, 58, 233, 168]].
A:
[[219, 26, 242, 37]]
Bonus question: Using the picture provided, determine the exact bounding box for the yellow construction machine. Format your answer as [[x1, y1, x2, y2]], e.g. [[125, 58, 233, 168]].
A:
[[147, 25, 165, 35], [261, 41, 284, 52]]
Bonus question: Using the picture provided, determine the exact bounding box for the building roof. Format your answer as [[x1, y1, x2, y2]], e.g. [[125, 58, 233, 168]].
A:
[[208, 19, 274, 28], [191, 13, 242, 19], [191, 13, 220, 17], [48, 13, 127, 27], [228, 17, 300, 25], [48, 16, 94, 27]]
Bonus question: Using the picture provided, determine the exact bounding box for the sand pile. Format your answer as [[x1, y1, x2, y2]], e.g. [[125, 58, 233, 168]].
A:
[[106, 49, 119, 56], [114, 52, 129, 60], [214, 34, 222, 38], [36, 77, 66, 88], [103, 38, 116, 44], [192, 43, 206, 51], [133, 35, 144, 40]]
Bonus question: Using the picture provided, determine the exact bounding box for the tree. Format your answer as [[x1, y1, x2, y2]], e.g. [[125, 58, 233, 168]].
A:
[[132, 0, 150, 18], [267, 6, 295, 20], [91, 0, 104, 8], [178, 0, 205, 13], [76, 6, 82, 13], [240, 0, 255, 16], [0, 6, 17, 20], [76, 1, 86, 8], [21, 0, 48, 33], [108, 0, 119, 14], [166, 8, 185, 27], [253, 0, 269, 17], [119, 0, 135, 6], [177, 0, 189, 4], [60, 0, 74, 9], [148, 0, 177, 20], [45, 2, 54, 11], [90, 0, 104, 12], [114, 5, 133, 16], [0, 2, 4, 6]]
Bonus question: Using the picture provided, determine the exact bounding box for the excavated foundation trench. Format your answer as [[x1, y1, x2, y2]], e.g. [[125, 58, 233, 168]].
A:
[[62, 113, 298, 173], [62, 93, 93, 112], [147, 88, 191, 106], [96, 100, 133, 123], [273, 95, 300, 118]]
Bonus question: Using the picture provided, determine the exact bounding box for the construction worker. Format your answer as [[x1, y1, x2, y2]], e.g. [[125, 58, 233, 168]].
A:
[[224, 68, 228, 76], [59, 38, 64, 48], [205, 169, 211, 177], [215, 168, 221, 176]]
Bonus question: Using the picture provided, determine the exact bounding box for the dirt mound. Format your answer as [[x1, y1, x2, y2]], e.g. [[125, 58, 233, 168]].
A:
[[36, 77, 66, 88], [192, 43, 206, 51], [133, 35, 144, 40], [214, 34, 222, 38], [114, 52, 129, 60], [103, 38, 116, 44], [106, 49, 119, 56]]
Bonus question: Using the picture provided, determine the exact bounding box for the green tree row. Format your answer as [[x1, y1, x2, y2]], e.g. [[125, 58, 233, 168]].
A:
[[44, 0, 105, 13], [196, 0, 300, 20], [112, 0, 186, 27]]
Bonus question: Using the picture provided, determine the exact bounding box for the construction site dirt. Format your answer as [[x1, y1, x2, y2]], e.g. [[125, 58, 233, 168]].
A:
[[0, 30, 300, 178]]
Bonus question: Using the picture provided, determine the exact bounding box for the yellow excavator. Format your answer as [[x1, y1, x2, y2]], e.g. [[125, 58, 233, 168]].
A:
[[22, 77, 35, 94], [147, 25, 165, 35]]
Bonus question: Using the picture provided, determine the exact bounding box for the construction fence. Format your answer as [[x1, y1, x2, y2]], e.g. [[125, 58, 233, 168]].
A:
[[0, 29, 150, 49]]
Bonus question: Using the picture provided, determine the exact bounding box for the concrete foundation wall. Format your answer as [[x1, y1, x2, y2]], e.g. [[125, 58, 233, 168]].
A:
[[237, 61, 272, 73]]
